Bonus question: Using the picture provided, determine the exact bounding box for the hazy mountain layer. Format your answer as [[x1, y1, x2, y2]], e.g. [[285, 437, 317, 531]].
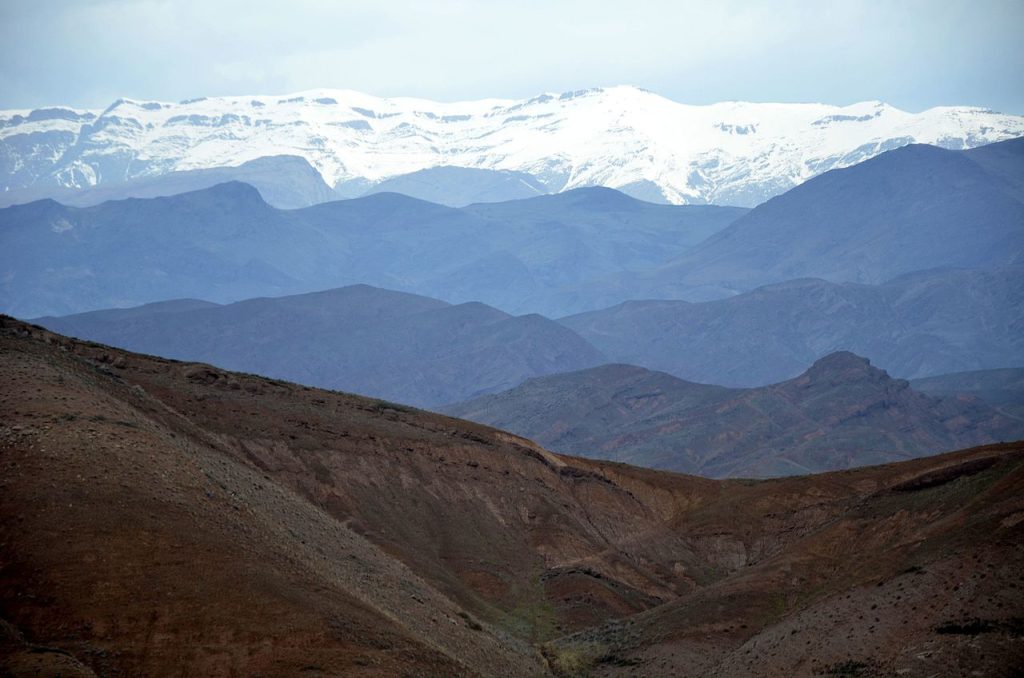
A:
[[34, 285, 605, 408], [653, 138, 1024, 294], [4, 138, 1019, 319], [3, 87, 1022, 207], [444, 353, 1024, 477], [359, 166, 549, 206], [561, 267, 1024, 385], [0, 183, 745, 318], [3, 317, 1022, 676], [32, 263, 1024, 415], [912, 367, 1024, 421], [0, 155, 334, 209]]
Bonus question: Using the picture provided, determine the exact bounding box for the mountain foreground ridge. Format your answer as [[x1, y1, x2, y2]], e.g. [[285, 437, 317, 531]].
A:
[[2, 316, 1023, 676]]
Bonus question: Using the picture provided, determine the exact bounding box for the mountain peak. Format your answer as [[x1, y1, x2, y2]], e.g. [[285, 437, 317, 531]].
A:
[[5, 88, 1022, 207], [812, 350, 872, 369], [802, 351, 886, 384], [164, 180, 270, 208], [551, 185, 641, 208], [203, 180, 263, 198]]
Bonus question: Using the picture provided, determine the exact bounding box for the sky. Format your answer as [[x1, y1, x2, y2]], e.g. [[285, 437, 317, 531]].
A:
[[1, 0, 1022, 113]]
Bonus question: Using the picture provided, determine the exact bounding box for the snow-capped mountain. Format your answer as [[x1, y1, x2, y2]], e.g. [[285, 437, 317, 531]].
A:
[[3, 86, 1023, 206]]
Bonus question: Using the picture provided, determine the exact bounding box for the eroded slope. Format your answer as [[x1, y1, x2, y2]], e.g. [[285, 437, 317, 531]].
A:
[[1, 318, 1021, 676]]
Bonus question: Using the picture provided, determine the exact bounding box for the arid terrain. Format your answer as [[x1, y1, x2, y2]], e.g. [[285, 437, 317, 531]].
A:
[[2, 316, 1023, 676], [444, 353, 1024, 477]]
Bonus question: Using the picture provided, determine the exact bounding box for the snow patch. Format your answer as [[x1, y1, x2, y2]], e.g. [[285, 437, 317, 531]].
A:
[[1, 85, 1022, 206]]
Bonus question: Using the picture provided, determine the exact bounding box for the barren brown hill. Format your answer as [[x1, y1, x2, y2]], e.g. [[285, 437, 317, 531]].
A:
[[1, 316, 1022, 677]]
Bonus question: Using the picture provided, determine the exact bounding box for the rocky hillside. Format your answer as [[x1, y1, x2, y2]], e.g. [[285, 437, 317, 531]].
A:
[[444, 353, 1024, 477], [2, 317, 1023, 676]]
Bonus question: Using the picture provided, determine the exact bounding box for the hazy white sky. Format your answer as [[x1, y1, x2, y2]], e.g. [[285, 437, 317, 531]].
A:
[[1, 0, 1022, 112]]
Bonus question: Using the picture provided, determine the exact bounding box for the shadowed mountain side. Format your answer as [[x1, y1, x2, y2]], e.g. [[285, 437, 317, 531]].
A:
[[0, 182, 308, 318], [34, 285, 606, 408], [0, 182, 746, 318], [965, 136, 1024, 203], [461, 188, 743, 287], [444, 354, 1024, 477], [912, 367, 1024, 422], [655, 138, 1024, 294], [2, 317, 1023, 676], [561, 266, 1024, 386], [0, 155, 336, 209]]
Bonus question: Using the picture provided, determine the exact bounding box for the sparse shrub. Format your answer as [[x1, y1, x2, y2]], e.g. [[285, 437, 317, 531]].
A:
[[545, 641, 608, 677], [502, 598, 557, 642]]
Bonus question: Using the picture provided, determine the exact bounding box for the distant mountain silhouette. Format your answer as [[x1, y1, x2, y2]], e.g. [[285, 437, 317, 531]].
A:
[[1, 182, 299, 317], [0, 155, 336, 209], [359, 166, 549, 206], [912, 367, 1024, 421], [964, 135, 1024, 202], [653, 137, 1024, 295], [6, 87, 1022, 207], [3, 138, 1020, 319], [0, 183, 745, 318], [561, 266, 1024, 385], [445, 353, 1024, 477], [35, 284, 605, 407]]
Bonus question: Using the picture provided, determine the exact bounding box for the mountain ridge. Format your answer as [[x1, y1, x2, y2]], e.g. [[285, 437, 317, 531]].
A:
[[0, 155, 335, 209], [3, 315, 1023, 676], [561, 266, 1024, 385], [33, 284, 606, 408], [912, 367, 1024, 421], [443, 351, 1024, 477], [0, 181, 746, 318], [4, 86, 1022, 207], [654, 139, 1024, 292]]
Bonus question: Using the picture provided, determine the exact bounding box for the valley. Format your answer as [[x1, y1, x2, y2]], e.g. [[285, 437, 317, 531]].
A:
[[1, 72, 1022, 677], [3, 318, 1022, 676]]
